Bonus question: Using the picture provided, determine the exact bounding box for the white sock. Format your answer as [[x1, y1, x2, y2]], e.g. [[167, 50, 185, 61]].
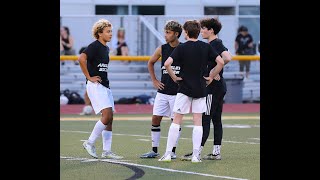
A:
[[199, 146, 204, 156], [192, 126, 203, 156], [88, 120, 106, 144], [165, 123, 180, 154], [102, 130, 112, 152], [151, 126, 161, 148], [213, 145, 221, 155], [174, 127, 182, 147]]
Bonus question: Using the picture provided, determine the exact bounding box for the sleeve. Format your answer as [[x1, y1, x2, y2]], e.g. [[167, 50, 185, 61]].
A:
[[235, 34, 240, 42], [216, 41, 228, 55], [83, 44, 95, 62], [169, 45, 180, 62]]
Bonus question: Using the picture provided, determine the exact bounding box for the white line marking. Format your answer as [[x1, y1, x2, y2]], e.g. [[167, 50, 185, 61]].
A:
[[61, 130, 259, 145], [184, 124, 260, 128], [60, 156, 248, 180], [137, 139, 150, 142]]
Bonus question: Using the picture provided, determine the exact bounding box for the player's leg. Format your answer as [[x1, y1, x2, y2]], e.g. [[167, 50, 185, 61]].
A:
[[181, 94, 212, 161], [169, 95, 180, 159], [100, 88, 123, 159], [190, 97, 206, 163], [203, 89, 226, 160], [159, 93, 190, 162], [141, 93, 168, 158]]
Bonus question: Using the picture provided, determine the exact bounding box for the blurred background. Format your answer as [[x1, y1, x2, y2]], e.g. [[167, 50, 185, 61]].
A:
[[60, 0, 260, 109]]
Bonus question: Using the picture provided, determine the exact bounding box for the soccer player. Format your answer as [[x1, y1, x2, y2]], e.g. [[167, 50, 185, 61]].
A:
[[158, 20, 224, 163], [140, 20, 183, 159], [181, 17, 232, 161], [78, 19, 123, 159]]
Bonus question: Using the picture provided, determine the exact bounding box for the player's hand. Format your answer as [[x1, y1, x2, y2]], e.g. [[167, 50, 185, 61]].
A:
[[203, 76, 213, 86], [89, 76, 102, 83], [174, 76, 183, 83], [152, 79, 165, 90], [214, 74, 220, 81]]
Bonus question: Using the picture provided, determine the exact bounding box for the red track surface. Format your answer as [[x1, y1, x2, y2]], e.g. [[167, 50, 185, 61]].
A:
[[60, 104, 260, 114]]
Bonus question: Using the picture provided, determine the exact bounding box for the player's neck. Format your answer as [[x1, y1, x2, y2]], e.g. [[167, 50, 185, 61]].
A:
[[169, 40, 180, 47], [208, 35, 218, 43], [186, 37, 198, 42], [98, 39, 107, 46]]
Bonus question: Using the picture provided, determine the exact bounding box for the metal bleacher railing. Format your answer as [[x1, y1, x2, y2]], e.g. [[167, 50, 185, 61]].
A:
[[60, 55, 260, 103]]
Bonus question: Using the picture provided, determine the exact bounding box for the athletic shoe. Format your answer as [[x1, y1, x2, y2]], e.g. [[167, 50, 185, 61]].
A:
[[203, 153, 221, 160], [191, 155, 202, 163], [101, 151, 123, 159], [158, 153, 171, 162], [140, 151, 160, 158], [82, 140, 98, 158], [171, 152, 177, 159], [180, 152, 192, 161]]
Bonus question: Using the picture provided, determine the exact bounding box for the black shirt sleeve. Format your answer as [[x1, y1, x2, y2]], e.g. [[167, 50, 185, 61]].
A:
[[83, 44, 95, 62], [216, 41, 228, 55]]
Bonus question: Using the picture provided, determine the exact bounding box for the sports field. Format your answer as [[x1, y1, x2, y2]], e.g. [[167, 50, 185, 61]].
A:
[[60, 113, 260, 180]]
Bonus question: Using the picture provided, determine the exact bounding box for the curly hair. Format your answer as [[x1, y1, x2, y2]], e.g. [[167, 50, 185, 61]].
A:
[[164, 20, 183, 38], [92, 19, 113, 39], [199, 17, 222, 35]]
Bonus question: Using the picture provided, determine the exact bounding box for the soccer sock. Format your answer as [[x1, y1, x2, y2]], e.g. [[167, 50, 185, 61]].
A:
[[192, 126, 203, 157], [165, 123, 180, 154], [213, 145, 221, 155], [88, 120, 106, 144], [102, 130, 112, 152], [172, 127, 182, 153], [151, 125, 160, 153]]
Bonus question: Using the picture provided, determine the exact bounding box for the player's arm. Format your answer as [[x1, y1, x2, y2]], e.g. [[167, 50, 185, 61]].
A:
[[164, 57, 182, 83], [204, 56, 224, 85], [78, 53, 101, 83], [221, 50, 232, 65], [147, 46, 164, 90]]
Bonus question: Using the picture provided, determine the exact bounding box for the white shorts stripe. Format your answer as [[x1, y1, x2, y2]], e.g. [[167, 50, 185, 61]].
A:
[[205, 94, 213, 115]]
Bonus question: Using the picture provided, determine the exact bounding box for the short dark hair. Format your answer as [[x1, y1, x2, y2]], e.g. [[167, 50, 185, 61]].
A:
[[165, 20, 183, 38], [238, 25, 248, 33], [182, 20, 201, 39], [199, 17, 222, 35]]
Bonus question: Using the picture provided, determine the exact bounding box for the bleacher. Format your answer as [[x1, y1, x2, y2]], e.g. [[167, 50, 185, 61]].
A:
[[60, 59, 260, 103]]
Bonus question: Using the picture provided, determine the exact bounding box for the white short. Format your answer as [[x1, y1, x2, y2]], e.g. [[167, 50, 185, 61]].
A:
[[86, 81, 115, 114], [153, 92, 176, 118], [173, 93, 206, 114]]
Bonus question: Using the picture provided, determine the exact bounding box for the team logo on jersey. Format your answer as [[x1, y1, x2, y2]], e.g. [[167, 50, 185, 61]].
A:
[[97, 63, 108, 72], [161, 66, 180, 75]]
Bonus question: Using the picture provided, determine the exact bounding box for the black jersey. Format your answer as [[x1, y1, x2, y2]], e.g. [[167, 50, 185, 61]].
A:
[[206, 38, 228, 93], [170, 40, 219, 98], [158, 43, 181, 95], [83, 40, 110, 88]]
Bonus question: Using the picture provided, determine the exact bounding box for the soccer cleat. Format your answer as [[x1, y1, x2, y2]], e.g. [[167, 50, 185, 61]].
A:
[[171, 152, 177, 159], [82, 140, 98, 158], [180, 152, 193, 161], [203, 153, 221, 160], [191, 155, 202, 163], [140, 151, 160, 158], [101, 151, 124, 159], [158, 153, 171, 162]]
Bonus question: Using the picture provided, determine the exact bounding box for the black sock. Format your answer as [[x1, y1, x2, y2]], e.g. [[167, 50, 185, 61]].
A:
[[153, 147, 158, 153], [172, 147, 176, 153]]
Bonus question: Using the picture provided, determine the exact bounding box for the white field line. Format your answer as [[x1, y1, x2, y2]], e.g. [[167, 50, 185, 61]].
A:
[[60, 130, 260, 145], [60, 156, 248, 180]]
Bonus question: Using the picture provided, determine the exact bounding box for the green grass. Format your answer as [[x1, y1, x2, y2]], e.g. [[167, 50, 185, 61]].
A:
[[60, 113, 260, 180]]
